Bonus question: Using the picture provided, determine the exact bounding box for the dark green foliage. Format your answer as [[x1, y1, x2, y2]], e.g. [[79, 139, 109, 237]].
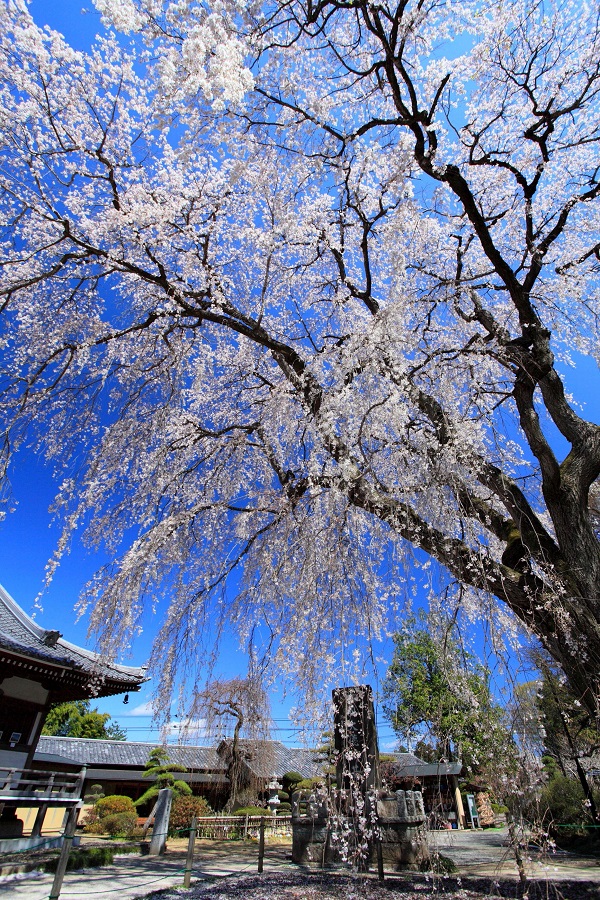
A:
[[420, 852, 457, 874], [293, 777, 324, 792], [311, 732, 336, 776], [44, 846, 116, 873], [414, 740, 439, 763], [282, 771, 303, 794], [277, 802, 291, 814], [135, 746, 193, 807], [539, 774, 599, 827], [102, 811, 138, 837], [232, 806, 269, 816], [169, 794, 213, 835], [491, 802, 509, 814], [277, 790, 289, 802], [383, 618, 514, 777], [42, 700, 126, 740]]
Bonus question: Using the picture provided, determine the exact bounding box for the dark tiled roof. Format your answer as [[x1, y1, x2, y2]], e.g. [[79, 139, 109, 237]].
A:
[[35, 736, 225, 771], [386, 753, 463, 777], [0, 582, 146, 693], [222, 739, 323, 780], [389, 752, 428, 767]]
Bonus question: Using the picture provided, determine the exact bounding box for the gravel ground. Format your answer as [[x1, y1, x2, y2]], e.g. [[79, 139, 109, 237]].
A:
[[144, 871, 600, 900]]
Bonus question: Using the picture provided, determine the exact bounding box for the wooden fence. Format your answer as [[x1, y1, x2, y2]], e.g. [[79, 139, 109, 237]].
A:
[[194, 814, 292, 840], [0, 766, 85, 804]]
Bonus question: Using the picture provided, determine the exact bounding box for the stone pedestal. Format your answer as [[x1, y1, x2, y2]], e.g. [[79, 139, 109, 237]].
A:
[[375, 791, 428, 870], [291, 788, 429, 871], [292, 686, 428, 872]]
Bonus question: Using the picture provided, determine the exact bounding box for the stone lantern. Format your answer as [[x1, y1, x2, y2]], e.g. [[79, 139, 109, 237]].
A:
[[267, 776, 282, 815]]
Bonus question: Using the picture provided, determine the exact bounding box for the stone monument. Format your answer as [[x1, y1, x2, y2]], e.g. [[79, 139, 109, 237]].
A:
[[291, 685, 428, 871]]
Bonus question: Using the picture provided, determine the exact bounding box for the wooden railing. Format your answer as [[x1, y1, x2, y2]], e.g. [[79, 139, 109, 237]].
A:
[[0, 766, 85, 804], [194, 814, 292, 840]]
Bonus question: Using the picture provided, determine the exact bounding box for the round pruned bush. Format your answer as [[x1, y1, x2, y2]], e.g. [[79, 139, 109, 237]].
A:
[[282, 771, 303, 793], [101, 811, 138, 837], [293, 777, 325, 792], [82, 818, 105, 835], [96, 794, 137, 819]]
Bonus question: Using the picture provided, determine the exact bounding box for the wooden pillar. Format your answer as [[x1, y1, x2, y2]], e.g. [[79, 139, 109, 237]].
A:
[[31, 803, 48, 839], [258, 817, 265, 873], [48, 803, 80, 900]]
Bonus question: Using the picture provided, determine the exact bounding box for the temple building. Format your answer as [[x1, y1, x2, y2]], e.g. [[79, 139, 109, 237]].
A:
[[0, 582, 146, 769]]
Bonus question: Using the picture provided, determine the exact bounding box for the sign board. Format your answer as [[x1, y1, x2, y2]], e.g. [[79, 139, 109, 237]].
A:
[[466, 793, 480, 828]]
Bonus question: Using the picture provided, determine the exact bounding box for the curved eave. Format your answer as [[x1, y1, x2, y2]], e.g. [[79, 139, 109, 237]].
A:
[[0, 646, 146, 701], [0, 582, 147, 692]]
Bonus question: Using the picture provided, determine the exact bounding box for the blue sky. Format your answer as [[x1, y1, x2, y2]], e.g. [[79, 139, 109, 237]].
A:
[[2, 0, 600, 752], [0, 0, 405, 749]]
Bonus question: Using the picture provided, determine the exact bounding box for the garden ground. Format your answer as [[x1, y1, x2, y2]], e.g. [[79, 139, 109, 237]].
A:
[[0, 828, 598, 900]]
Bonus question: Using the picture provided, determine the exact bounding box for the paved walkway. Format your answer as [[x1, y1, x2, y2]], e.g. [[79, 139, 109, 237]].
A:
[[431, 826, 600, 882], [0, 841, 293, 900], [1, 830, 599, 899]]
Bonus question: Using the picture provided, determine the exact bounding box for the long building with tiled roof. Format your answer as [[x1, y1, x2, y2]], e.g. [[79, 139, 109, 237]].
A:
[[36, 735, 224, 772], [218, 738, 323, 781], [32, 735, 323, 808]]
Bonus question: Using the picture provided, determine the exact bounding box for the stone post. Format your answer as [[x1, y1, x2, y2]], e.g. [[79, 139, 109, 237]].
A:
[[149, 788, 173, 856], [332, 685, 380, 798]]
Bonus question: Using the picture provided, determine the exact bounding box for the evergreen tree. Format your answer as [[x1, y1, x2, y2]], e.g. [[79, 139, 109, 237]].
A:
[[42, 701, 126, 740], [135, 746, 192, 808], [383, 620, 513, 777]]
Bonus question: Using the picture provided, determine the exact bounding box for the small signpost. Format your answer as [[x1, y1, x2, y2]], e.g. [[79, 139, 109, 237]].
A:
[[466, 794, 480, 829]]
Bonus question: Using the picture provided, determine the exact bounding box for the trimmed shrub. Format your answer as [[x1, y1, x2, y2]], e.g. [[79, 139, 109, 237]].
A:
[[293, 777, 325, 792], [83, 784, 105, 804], [82, 819, 105, 835], [277, 802, 291, 814], [169, 795, 213, 835], [97, 795, 137, 819], [232, 806, 269, 816], [282, 771, 303, 790], [101, 811, 138, 837], [44, 846, 116, 873]]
